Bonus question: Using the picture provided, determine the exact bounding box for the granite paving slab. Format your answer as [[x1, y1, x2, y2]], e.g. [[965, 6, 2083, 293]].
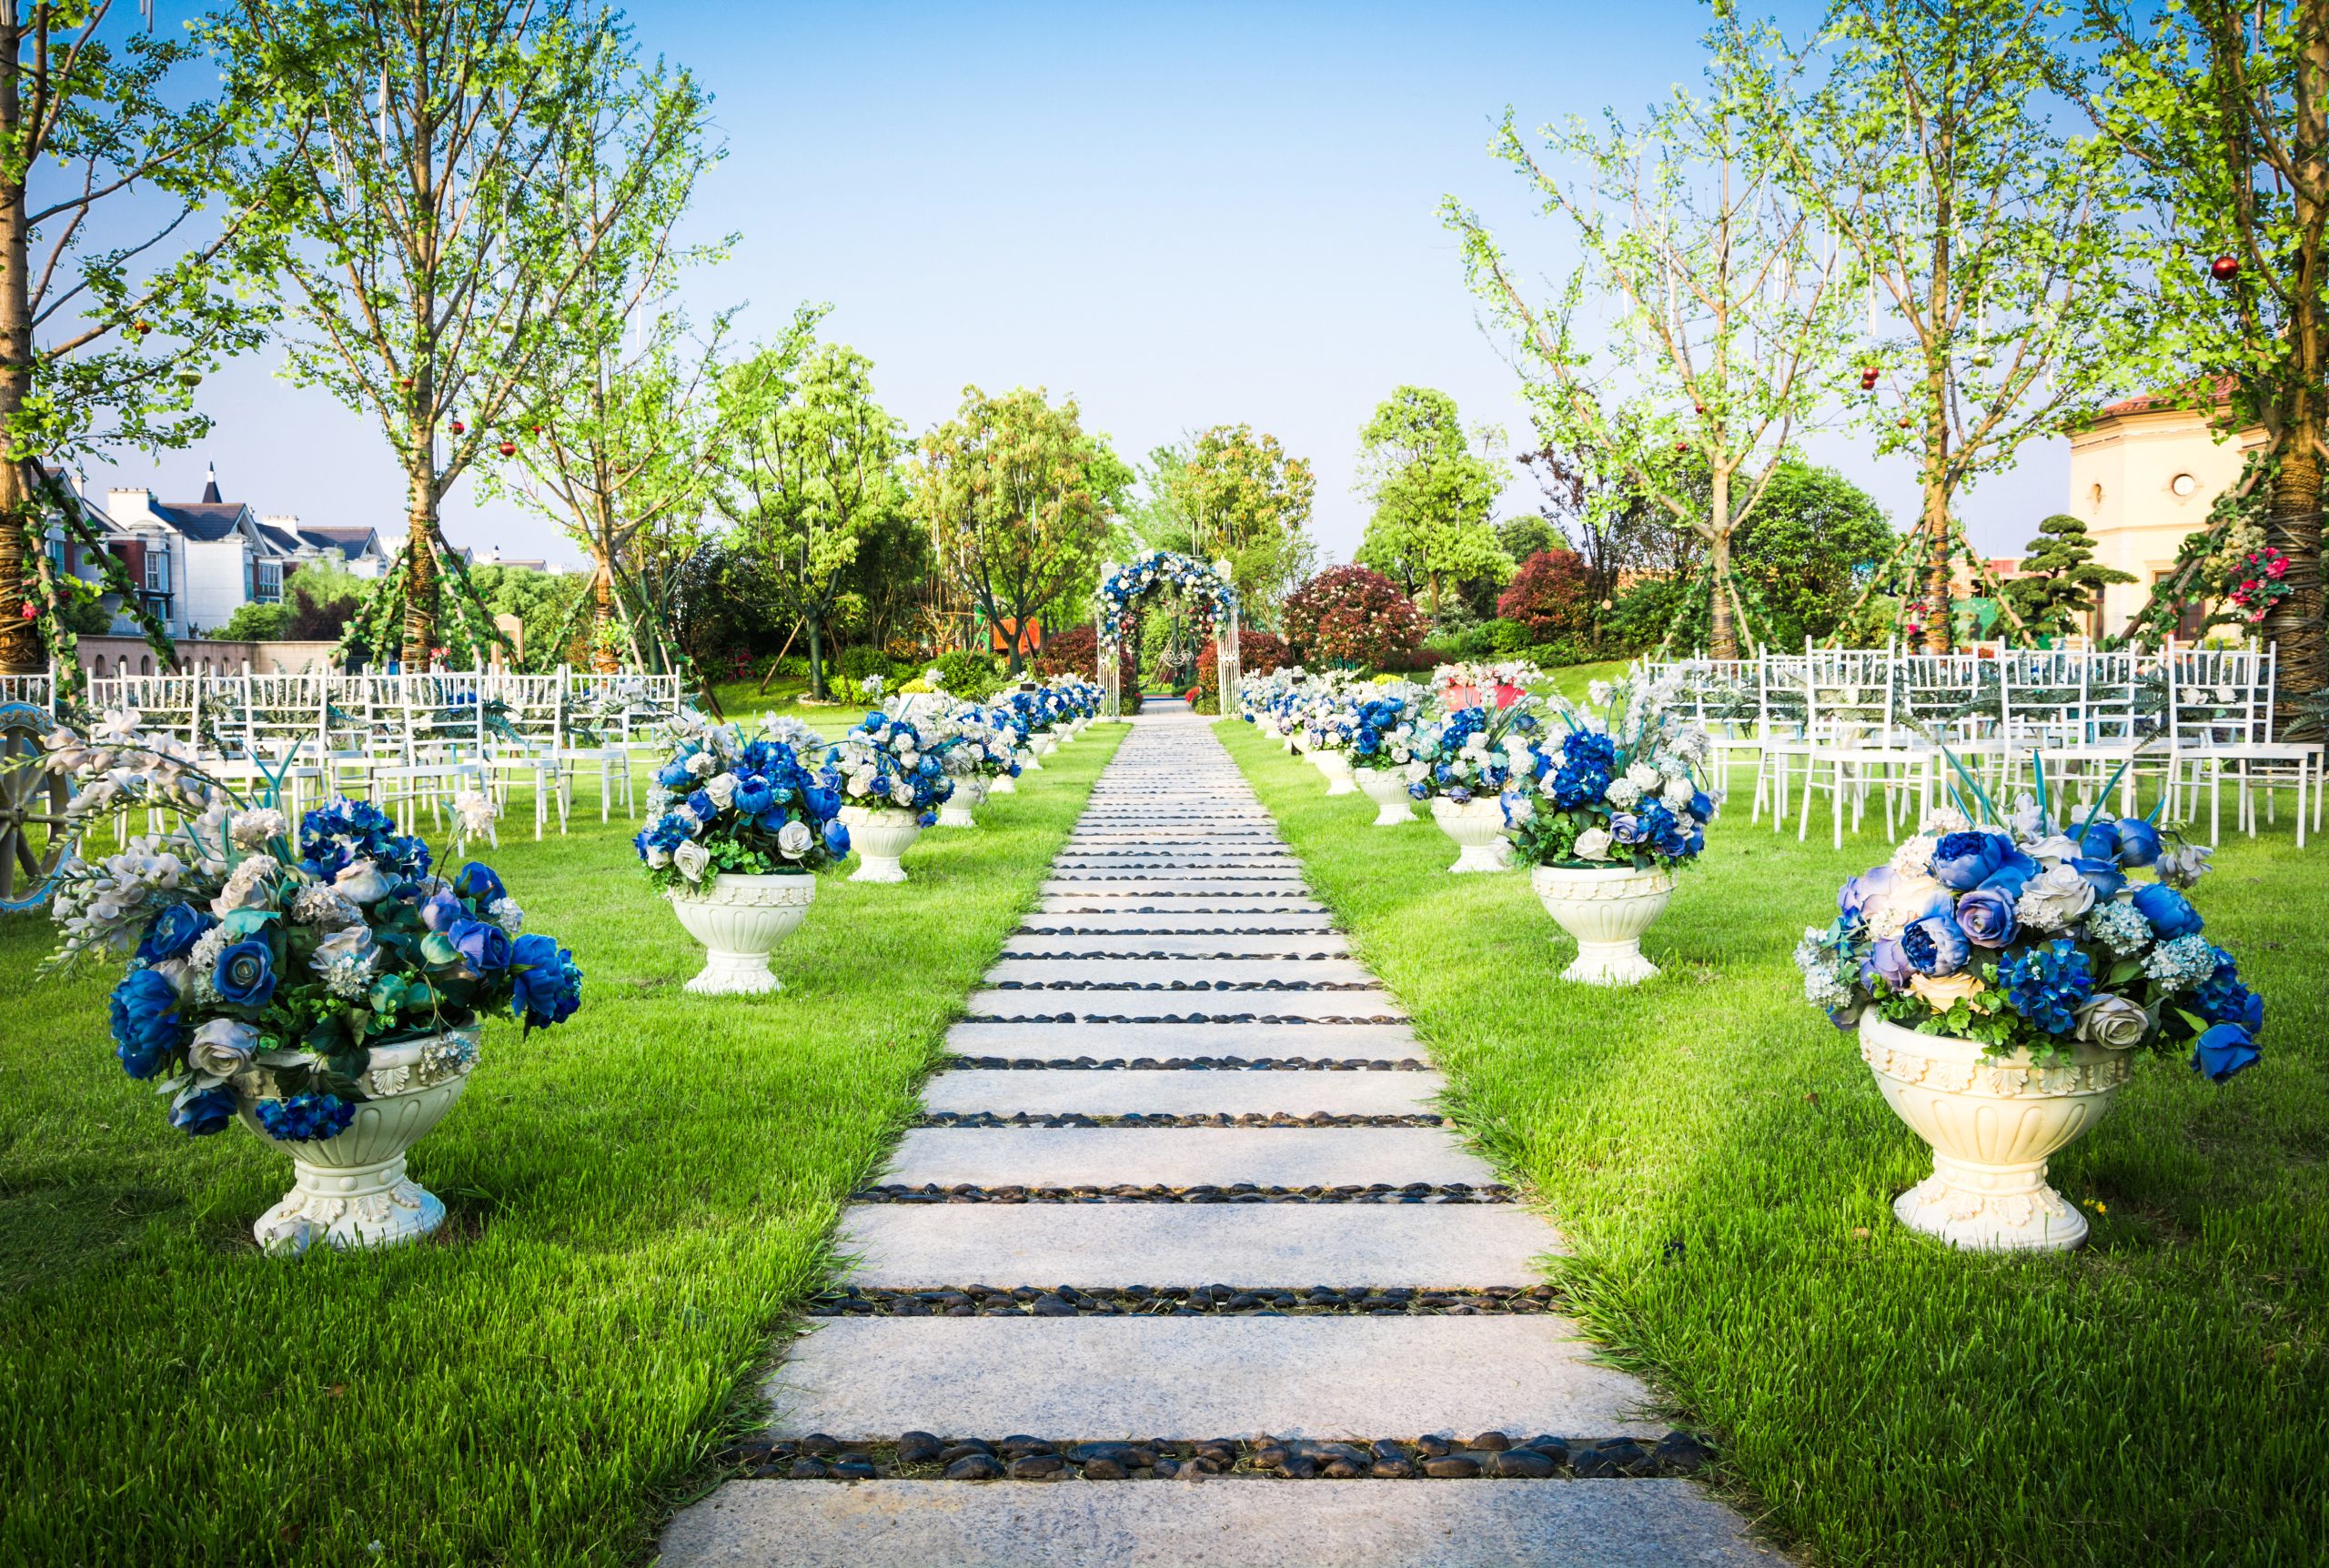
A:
[[1001, 931, 1354, 957], [1016, 911, 1341, 933], [921, 1068, 1446, 1118], [878, 1126, 1500, 1191], [985, 958, 1381, 987], [944, 1021, 1425, 1060], [966, 989, 1406, 1022]]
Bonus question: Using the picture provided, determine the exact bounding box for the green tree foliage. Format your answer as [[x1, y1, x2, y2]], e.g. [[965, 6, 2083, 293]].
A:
[[2082, 0, 2326, 710], [0, 5, 276, 673], [468, 563, 589, 665], [1444, 20, 1854, 657], [1773, 0, 2142, 651], [1157, 424, 1317, 619], [1495, 514, 1558, 564], [217, 0, 710, 667], [1352, 386, 1508, 616], [915, 386, 1121, 674], [2004, 513, 2137, 640], [716, 341, 906, 701]]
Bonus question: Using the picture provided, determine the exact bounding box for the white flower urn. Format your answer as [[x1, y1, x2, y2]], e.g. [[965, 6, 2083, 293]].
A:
[[1355, 766, 1415, 826], [668, 870, 817, 993], [1033, 733, 1058, 758], [841, 803, 922, 882], [938, 776, 986, 829], [1314, 749, 1359, 796], [1015, 745, 1043, 773], [232, 1028, 480, 1255], [1291, 731, 1311, 756], [988, 769, 1019, 795], [1430, 795, 1512, 872], [1858, 1013, 2131, 1252], [1530, 863, 1673, 985]]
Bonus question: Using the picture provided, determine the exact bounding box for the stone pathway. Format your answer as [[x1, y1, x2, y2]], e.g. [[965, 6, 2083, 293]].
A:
[[662, 702, 1777, 1566]]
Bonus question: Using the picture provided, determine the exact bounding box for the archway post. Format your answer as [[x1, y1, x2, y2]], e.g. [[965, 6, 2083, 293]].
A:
[[1094, 550, 1237, 723], [1214, 556, 1240, 719], [1098, 559, 1123, 720]]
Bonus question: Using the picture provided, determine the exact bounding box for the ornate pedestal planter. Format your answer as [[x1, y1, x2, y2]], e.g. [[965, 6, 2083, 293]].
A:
[[1430, 796, 1511, 872], [988, 769, 1019, 795], [1530, 863, 1673, 986], [1315, 749, 1358, 797], [1354, 767, 1415, 825], [842, 804, 923, 882], [1016, 745, 1043, 773], [1858, 1013, 2131, 1252], [1034, 733, 1059, 759], [233, 1029, 480, 1255], [668, 871, 817, 994], [938, 777, 986, 829]]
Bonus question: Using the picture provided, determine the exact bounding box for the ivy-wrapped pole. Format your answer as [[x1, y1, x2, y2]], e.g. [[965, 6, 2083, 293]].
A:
[[1097, 561, 1120, 720]]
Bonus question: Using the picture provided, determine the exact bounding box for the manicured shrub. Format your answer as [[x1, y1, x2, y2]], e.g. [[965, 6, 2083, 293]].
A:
[[1032, 624, 1141, 712], [931, 648, 1006, 701], [1281, 566, 1426, 669], [1497, 548, 1596, 646]]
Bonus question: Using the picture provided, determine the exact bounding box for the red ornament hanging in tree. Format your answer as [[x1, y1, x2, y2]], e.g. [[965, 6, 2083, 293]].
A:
[[2210, 255, 2240, 283], [132, 320, 152, 337], [497, 440, 516, 457], [449, 418, 466, 436]]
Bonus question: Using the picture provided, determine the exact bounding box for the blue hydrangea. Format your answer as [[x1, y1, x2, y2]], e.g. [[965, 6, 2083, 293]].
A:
[[255, 1093, 357, 1142], [2143, 932, 2218, 992], [2001, 939, 2094, 1034], [2084, 898, 2152, 957]]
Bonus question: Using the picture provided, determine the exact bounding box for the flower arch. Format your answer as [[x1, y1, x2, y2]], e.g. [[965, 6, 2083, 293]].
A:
[[1093, 550, 1241, 717]]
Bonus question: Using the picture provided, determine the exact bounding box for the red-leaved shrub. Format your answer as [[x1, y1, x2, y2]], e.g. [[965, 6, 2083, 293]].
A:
[[1281, 567, 1426, 668], [1497, 548, 1594, 645]]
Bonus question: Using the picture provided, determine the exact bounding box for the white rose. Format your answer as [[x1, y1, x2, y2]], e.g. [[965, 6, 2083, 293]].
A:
[[310, 923, 377, 973], [704, 772, 738, 809], [645, 845, 671, 869], [1661, 777, 1695, 809], [672, 840, 712, 883], [686, 752, 716, 778], [1574, 827, 1614, 860], [2014, 863, 2096, 931], [1866, 871, 1944, 941], [1626, 762, 1660, 789], [846, 773, 873, 798], [777, 820, 813, 858], [187, 1017, 258, 1082], [900, 749, 920, 770], [889, 779, 914, 807], [332, 859, 392, 905], [1463, 732, 1490, 754]]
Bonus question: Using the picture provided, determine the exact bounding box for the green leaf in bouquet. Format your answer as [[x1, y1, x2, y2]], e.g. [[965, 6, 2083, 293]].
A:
[[368, 973, 410, 1013], [2107, 958, 2143, 987], [420, 931, 460, 967], [220, 907, 278, 940]]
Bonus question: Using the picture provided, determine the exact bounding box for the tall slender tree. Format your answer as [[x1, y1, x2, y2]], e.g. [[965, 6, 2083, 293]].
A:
[[2082, 0, 2328, 720], [1443, 22, 1852, 657], [1773, 0, 2141, 651], [0, 2, 273, 675], [1157, 424, 1317, 618], [216, 0, 707, 667], [1350, 385, 1507, 618]]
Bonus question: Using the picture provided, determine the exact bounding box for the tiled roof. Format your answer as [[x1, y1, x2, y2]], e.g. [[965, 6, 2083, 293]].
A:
[[298, 525, 382, 558], [151, 501, 248, 542], [2099, 373, 2239, 418], [257, 522, 302, 554]]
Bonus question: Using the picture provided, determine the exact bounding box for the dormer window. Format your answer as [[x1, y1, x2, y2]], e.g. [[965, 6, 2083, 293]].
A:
[[145, 549, 170, 593], [254, 558, 283, 604]]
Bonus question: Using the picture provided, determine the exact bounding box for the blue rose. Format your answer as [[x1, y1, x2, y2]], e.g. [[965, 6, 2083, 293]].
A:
[[685, 789, 717, 822], [419, 888, 465, 932], [1688, 790, 1715, 823], [2190, 1021, 2260, 1083], [108, 969, 182, 1079], [655, 760, 694, 789], [136, 902, 216, 963], [1954, 886, 2020, 948], [2114, 818, 2163, 868], [1862, 938, 1915, 991], [453, 863, 507, 906], [213, 940, 278, 1009], [450, 918, 514, 974], [804, 786, 840, 821], [1931, 829, 2009, 890], [2070, 856, 2127, 901], [823, 819, 852, 857], [2132, 882, 2203, 940], [1839, 864, 1899, 922], [1609, 811, 1645, 845], [2074, 819, 2121, 861], [510, 933, 582, 1029], [1975, 856, 2038, 900], [170, 1083, 239, 1137], [1901, 911, 1971, 976]]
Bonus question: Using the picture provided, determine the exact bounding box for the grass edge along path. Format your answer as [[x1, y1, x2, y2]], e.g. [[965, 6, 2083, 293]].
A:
[[0, 724, 1124, 1568], [1215, 718, 2327, 1568]]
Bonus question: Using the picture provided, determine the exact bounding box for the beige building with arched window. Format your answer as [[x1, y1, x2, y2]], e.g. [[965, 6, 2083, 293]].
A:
[[2063, 385, 2263, 638]]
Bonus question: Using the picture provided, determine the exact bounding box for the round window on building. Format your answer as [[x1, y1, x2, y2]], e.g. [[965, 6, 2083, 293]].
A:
[[2171, 472, 2200, 498]]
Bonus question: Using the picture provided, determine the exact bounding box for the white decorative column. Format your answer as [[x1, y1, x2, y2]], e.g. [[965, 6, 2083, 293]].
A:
[[1214, 558, 1240, 719], [1097, 562, 1122, 721]]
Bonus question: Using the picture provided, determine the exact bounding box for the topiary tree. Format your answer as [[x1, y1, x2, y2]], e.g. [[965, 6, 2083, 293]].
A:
[[1496, 548, 1595, 647], [1281, 566, 1427, 668], [2004, 514, 2137, 641]]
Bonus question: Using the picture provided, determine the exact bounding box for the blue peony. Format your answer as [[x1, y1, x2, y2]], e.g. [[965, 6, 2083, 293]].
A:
[[255, 1093, 357, 1142], [1976, 855, 2039, 900], [2190, 1021, 2260, 1082], [1931, 829, 2010, 890], [1839, 864, 1899, 923], [2114, 818, 2163, 868], [108, 969, 182, 1079], [453, 863, 507, 906], [1862, 938, 1915, 992], [1954, 885, 2020, 949], [734, 775, 775, 815], [2132, 882, 2203, 940], [510, 934, 583, 1030], [656, 759, 695, 789], [450, 918, 513, 974], [170, 1084, 239, 1137], [136, 902, 215, 964], [1901, 911, 1971, 976], [823, 819, 852, 856], [2001, 939, 2094, 1034], [213, 940, 278, 1009]]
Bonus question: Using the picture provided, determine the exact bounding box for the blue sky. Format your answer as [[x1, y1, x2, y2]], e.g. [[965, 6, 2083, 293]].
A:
[[88, 0, 2065, 567]]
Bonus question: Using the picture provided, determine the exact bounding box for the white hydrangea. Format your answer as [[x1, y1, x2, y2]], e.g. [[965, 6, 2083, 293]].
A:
[[1890, 835, 1938, 877]]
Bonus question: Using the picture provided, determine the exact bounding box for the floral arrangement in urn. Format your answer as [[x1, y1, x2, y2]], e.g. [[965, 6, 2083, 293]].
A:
[[1505, 674, 1716, 872], [1796, 779, 2261, 1250], [633, 715, 850, 890], [1402, 702, 1539, 873], [829, 711, 955, 882], [27, 712, 582, 1251]]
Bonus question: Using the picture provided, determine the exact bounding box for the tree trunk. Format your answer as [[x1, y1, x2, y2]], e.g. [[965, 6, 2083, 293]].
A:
[[401, 459, 439, 670], [1707, 467, 1736, 658], [805, 614, 826, 700], [590, 558, 620, 673], [2264, 440, 2323, 734], [0, 15, 36, 678]]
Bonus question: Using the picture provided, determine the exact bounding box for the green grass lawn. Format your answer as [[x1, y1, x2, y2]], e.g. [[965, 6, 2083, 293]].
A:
[[1217, 718, 2327, 1568], [0, 727, 1124, 1567]]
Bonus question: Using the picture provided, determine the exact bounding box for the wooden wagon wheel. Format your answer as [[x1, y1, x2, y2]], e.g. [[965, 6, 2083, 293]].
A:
[[0, 701, 72, 911]]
